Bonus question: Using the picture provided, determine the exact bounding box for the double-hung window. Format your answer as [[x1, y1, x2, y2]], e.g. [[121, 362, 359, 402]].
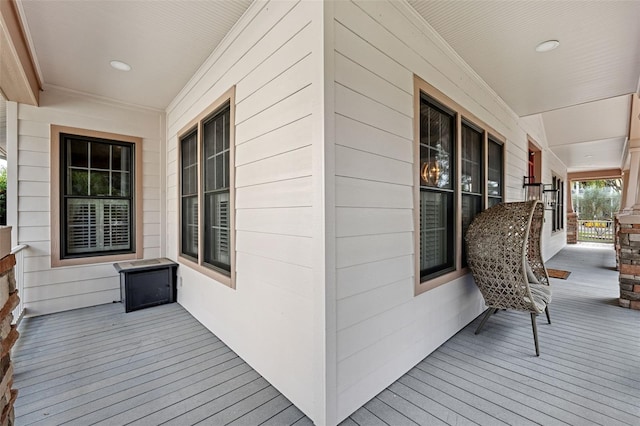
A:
[[178, 88, 235, 287], [415, 77, 504, 294], [51, 126, 143, 267]]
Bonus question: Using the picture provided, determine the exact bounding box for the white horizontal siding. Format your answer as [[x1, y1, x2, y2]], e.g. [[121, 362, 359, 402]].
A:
[[15, 87, 163, 317], [331, 0, 566, 421], [165, 0, 322, 422]]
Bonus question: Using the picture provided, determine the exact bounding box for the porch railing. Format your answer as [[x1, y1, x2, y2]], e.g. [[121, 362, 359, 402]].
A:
[[577, 220, 614, 243], [11, 244, 28, 325]]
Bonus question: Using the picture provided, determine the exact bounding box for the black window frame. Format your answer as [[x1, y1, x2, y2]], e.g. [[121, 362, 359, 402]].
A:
[[59, 133, 135, 259], [552, 176, 564, 232], [415, 78, 506, 295], [178, 90, 235, 288], [419, 94, 457, 281]]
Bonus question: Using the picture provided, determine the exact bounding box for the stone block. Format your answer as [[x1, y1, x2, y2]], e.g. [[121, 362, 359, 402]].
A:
[[620, 290, 640, 300], [621, 274, 635, 280], [631, 301, 640, 310], [0, 256, 15, 276], [620, 234, 630, 245], [620, 263, 640, 275], [619, 298, 630, 308], [620, 277, 639, 285], [634, 285, 640, 292], [0, 316, 11, 340], [0, 275, 8, 311], [630, 234, 640, 241], [620, 283, 633, 291]]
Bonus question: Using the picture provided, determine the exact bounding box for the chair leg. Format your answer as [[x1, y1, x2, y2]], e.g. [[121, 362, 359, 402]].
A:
[[545, 306, 551, 324], [531, 313, 540, 356], [475, 308, 495, 335]]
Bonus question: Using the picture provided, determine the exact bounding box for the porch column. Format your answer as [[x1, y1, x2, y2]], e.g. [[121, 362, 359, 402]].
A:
[[617, 93, 640, 309], [566, 179, 578, 244]]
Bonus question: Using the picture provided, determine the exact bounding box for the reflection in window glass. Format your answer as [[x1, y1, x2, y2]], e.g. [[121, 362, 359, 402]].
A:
[[419, 95, 455, 280]]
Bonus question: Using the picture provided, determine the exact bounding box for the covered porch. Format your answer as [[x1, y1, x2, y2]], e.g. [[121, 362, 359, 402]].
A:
[[14, 244, 639, 425]]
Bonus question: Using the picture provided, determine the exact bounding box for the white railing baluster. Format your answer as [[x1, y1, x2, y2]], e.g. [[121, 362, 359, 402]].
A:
[[10, 244, 28, 325]]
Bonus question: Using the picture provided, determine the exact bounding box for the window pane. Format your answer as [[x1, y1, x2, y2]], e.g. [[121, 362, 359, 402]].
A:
[[90, 171, 110, 196], [112, 145, 130, 172], [102, 200, 130, 250], [205, 191, 230, 270], [66, 199, 131, 254], [68, 139, 88, 167], [181, 196, 198, 258], [91, 142, 111, 169], [111, 172, 130, 197], [181, 132, 197, 196], [462, 194, 482, 266], [69, 169, 89, 196], [488, 139, 503, 196], [488, 197, 502, 208], [420, 98, 453, 189], [420, 190, 454, 277], [67, 199, 97, 253], [203, 105, 230, 192], [461, 123, 482, 194]]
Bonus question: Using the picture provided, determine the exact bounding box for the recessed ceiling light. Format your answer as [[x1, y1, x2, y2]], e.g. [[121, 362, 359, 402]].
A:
[[110, 60, 131, 71], [585, 155, 593, 158], [535, 40, 560, 53]]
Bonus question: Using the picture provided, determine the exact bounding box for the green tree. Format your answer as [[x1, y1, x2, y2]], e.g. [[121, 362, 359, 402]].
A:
[[573, 180, 620, 220]]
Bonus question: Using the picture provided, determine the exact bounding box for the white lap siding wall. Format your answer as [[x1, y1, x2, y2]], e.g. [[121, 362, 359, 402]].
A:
[[165, 1, 326, 422], [331, 1, 565, 421], [13, 87, 164, 316]]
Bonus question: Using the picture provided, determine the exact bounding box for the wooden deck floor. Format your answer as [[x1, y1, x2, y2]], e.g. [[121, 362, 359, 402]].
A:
[[13, 244, 640, 425], [344, 243, 640, 426], [13, 303, 312, 425]]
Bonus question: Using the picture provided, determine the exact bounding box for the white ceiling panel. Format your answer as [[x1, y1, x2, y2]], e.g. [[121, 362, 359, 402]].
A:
[[542, 95, 631, 147], [408, 1, 640, 117], [551, 138, 625, 173], [18, 0, 252, 109]]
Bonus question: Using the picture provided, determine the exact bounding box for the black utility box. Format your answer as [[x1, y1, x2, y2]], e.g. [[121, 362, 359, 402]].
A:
[[114, 258, 178, 313]]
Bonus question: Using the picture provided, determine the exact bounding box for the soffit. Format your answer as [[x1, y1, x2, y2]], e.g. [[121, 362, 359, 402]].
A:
[[17, 0, 252, 110]]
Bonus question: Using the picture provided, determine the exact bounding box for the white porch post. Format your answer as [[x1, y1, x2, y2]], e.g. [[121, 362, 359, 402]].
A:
[[6, 101, 18, 246]]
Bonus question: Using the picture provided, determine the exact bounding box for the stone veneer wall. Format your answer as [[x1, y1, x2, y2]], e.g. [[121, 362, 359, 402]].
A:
[[618, 222, 640, 310], [566, 212, 578, 244], [0, 253, 19, 425]]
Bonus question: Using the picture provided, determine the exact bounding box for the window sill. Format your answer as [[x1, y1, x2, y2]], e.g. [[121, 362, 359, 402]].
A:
[[52, 251, 142, 268], [178, 255, 234, 289], [415, 267, 470, 296]]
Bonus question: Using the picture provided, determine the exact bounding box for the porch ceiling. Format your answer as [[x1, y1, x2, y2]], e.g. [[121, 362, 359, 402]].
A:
[[9, 1, 640, 173], [15, 0, 252, 110], [408, 0, 640, 173]]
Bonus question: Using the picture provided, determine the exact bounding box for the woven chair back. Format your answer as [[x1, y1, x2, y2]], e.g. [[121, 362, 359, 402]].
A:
[[465, 201, 549, 313]]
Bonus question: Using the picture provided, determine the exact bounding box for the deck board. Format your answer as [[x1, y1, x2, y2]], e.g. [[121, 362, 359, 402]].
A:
[[343, 244, 640, 426], [13, 302, 310, 425], [13, 244, 640, 425]]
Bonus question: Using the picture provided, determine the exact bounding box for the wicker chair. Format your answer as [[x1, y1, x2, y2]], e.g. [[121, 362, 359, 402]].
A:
[[465, 200, 552, 356]]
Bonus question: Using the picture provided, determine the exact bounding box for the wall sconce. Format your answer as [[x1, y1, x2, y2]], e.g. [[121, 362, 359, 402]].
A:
[[523, 176, 558, 210], [542, 184, 559, 210], [523, 176, 542, 200], [421, 161, 441, 186]]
